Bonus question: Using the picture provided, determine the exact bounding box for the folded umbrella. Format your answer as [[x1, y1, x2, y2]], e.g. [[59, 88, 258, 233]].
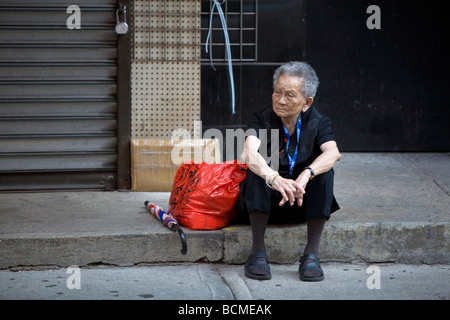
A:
[[144, 201, 187, 255]]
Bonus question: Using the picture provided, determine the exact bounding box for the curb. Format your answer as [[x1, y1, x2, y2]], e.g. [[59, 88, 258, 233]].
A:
[[1, 222, 448, 269]]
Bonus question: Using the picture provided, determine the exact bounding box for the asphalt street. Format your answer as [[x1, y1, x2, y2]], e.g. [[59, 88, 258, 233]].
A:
[[1, 262, 448, 301]]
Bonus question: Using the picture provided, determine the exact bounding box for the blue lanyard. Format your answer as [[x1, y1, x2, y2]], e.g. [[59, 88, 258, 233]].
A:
[[282, 114, 302, 177]]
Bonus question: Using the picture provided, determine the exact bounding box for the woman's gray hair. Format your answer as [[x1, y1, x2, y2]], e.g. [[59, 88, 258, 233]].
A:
[[273, 61, 319, 98]]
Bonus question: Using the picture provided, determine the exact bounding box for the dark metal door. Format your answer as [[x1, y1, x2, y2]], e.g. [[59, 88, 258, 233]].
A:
[[0, 0, 131, 190]]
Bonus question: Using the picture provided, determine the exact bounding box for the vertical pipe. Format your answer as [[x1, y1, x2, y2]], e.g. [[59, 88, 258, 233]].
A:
[[255, 0, 258, 62], [163, 0, 167, 60]]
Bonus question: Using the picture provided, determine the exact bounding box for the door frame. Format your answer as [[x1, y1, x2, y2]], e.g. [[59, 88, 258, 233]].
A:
[[116, 0, 131, 190]]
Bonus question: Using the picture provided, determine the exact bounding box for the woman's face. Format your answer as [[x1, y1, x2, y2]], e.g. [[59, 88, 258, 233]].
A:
[[272, 74, 312, 120]]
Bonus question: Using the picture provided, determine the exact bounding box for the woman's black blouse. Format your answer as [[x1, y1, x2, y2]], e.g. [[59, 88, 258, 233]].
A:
[[247, 105, 336, 178]]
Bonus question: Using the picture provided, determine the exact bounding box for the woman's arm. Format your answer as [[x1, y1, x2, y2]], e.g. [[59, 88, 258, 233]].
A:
[[294, 141, 341, 205], [241, 135, 277, 180], [310, 140, 341, 175], [241, 135, 304, 207]]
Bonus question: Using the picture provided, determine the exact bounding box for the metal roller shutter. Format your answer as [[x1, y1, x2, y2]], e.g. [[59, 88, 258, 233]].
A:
[[0, 0, 130, 190]]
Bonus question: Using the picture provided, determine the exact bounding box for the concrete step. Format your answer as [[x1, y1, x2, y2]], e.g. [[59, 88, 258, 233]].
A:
[[0, 153, 449, 268]]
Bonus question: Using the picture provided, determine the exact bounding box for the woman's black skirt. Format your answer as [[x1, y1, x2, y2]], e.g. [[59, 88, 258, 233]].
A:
[[234, 168, 339, 224]]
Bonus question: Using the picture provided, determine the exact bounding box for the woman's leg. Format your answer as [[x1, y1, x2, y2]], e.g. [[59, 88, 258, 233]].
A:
[[304, 217, 326, 257], [299, 169, 338, 281], [235, 169, 273, 279], [248, 210, 270, 276], [302, 217, 326, 277]]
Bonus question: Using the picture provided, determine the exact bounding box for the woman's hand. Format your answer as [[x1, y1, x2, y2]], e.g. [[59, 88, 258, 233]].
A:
[[272, 176, 305, 207], [294, 170, 311, 206]]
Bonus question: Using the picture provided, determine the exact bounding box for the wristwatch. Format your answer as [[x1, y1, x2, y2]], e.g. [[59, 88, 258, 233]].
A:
[[304, 167, 315, 180]]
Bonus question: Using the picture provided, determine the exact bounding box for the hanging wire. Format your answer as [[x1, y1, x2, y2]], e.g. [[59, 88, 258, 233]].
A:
[[205, 0, 236, 115]]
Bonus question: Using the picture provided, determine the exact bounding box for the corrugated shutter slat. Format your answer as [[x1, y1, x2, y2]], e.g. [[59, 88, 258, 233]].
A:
[[0, 0, 118, 190]]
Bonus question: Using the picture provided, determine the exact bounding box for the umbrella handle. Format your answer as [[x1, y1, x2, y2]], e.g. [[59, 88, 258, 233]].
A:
[[144, 201, 187, 255], [172, 224, 187, 255]]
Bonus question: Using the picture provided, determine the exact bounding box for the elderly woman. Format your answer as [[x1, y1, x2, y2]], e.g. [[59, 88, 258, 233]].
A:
[[236, 61, 341, 281]]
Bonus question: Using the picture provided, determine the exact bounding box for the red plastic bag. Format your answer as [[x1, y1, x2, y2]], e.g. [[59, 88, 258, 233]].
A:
[[168, 161, 247, 230]]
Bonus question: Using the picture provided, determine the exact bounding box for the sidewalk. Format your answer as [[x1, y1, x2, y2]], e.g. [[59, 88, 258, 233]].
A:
[[1, 262, 448, 300], [0, 153, 449, 269]]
